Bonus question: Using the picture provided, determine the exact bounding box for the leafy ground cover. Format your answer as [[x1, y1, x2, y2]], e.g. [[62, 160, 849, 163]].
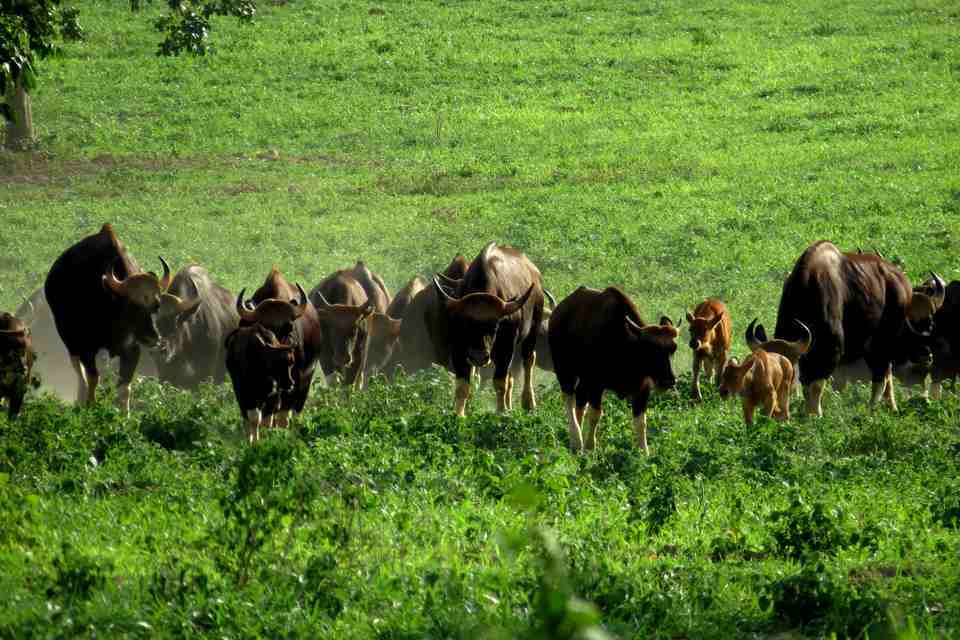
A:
[[2, 0, 960, 637]]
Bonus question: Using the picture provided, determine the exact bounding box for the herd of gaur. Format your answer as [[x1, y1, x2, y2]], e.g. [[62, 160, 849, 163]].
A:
[[0, 224, 956, 452]]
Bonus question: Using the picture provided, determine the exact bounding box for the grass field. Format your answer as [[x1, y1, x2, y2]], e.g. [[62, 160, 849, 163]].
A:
[[2, 0, 960, 637]]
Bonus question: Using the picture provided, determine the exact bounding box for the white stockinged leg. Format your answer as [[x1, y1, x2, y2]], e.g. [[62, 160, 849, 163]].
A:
[[70, 356, 88, 405], [633, 412, 650, 454], [807, 379, 825, 417], [522, 352, 536, 411], [246, 409, 261, 444], [493, 377, 508, 413], [583, 405, 603, 452], [564, 393, 583, 453], [454, 375, 472, 417], [117, 382, 132, 415], [883, 369, 898, 412], [931, 381, 942, 400]]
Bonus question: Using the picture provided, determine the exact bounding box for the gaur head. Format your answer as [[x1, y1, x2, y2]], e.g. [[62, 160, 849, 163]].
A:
[[312, 292, 374, 370], [624, 316, 679, 391], [718, 355, 756, 400], [365, 313, 403, 375], [686, 310, 724, 357], [236, 284, 309, 344], [153, 282, 202, 363], [249, 326, 297, 393], [906, 272, 946, 337], [434, 276, 535, 368], [102, 256, 174, 349]]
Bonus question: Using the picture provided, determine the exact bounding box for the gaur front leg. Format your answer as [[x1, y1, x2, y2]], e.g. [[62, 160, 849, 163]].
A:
[[713, 350, 726, 387], [691, 354, 703, 401], [454, 374, 473, 417], [742, 400, 755, 426], [564, 392, 584, 453], [931, 380, 942, 400], [632, 385, 653, 454], [493, 377, 508, 413]]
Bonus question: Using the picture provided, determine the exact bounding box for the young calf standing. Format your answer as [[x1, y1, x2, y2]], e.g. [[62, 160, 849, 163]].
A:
[[718, 350, 794, 425], [549, 286, 679, 454], [686, 299, 731, 401]]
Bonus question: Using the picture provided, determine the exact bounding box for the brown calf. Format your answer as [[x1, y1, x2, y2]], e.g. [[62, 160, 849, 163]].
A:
[[685, 299, 731, 401], [718, 350, 794, 425]]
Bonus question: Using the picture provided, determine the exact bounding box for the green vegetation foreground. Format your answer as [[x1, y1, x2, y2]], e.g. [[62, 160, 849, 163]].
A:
[[2, 0, 960, 637]]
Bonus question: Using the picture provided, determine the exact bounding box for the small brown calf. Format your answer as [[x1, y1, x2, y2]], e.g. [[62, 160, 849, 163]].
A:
[[685, 299, 731, 401], [718, 350, 794, 425]]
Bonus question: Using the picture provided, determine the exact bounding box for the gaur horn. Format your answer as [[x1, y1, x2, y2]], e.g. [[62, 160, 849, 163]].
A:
[[256, 331, 294, 351], [433, 275, 459, 303], [745, 318, 762, 350], [292, 283, 309, 318], [236, 289, 260, 323], [103, 264, 128, 297], [544, 289, 558, 309], [158, 256, 172, 291], [791, 319, 813, 355], [929, 271, 946, 308], [501, 283, 535, 316], [312, 290, 333, 309]]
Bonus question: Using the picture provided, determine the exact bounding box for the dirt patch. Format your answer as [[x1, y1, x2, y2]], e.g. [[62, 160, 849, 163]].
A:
[[0, 150, 352, 186]]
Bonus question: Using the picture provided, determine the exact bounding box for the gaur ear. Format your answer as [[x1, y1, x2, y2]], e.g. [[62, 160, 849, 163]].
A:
[[685, 311, 695, 324]]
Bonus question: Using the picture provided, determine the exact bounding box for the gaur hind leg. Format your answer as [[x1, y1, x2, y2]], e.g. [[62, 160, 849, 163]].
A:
[[562, 389, 584, 453], [69, 356, 90, 405], [521, 351, 537, 411], [803, 380, 826, 418], [116, 347, 141, 415], [583, 389, 605, 452]]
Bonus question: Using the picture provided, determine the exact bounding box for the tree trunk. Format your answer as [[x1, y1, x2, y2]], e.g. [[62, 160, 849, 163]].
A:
[[4, 78, 34, 151]]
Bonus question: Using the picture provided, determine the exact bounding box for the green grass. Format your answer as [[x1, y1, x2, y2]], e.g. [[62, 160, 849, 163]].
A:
[[2, 0, 960, 636]]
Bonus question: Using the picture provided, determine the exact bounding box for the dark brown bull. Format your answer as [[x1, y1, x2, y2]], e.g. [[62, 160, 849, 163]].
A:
[[309, 270, 374, 389], [15, 287, 161, 401], [433, 243, 544, 416], [44, 224, 174, 413], [548, 286, 679, 454], [236, 268, 320, 427], [827, 273, 948, 396], [224, 324, 296, 444], [0, 312, 34, 419], [772, 241, 935, 416]]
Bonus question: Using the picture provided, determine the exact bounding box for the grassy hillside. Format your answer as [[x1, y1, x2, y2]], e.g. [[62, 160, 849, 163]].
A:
[[2, 0, 960, 637]]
